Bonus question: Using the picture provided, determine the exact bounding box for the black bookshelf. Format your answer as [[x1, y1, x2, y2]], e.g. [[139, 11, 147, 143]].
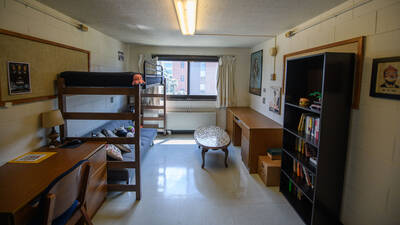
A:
[[280, 53, 355, 225]]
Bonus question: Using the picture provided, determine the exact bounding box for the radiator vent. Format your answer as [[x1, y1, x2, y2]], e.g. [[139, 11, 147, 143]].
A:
[[166, 111, 216, 131]]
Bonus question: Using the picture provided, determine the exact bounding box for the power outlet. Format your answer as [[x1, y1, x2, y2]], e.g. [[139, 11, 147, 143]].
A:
[[262, 97, 266, 104], [110, 97, 114, 103]]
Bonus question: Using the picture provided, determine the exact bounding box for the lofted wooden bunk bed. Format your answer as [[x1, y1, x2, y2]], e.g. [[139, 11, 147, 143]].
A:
[[57, 70, 164, 200]]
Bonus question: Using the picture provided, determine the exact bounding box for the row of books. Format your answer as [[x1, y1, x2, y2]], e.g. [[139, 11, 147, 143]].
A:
[[298, 113, 320, 140], [293, 160, 315, 189], [295, 138, 317, 157], [295, 138, 318, 167]]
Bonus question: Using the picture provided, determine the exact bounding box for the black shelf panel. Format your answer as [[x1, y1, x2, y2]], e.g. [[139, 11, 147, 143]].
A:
[[282, 148, 316, 175], [284, 128, 319, 148], [281, 170, 314, 203], [281, 188, 312, 225], [285, 102, 321, 114]]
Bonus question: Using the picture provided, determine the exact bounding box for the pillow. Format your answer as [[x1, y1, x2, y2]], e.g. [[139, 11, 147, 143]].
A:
[[102, 129, 116, 137], [116, 144, 131, 153], [126, 132, 134, 137], [104, 144, 123, 161], [114, 127, 128, 137], [126, 126, 135, 133], [102, 129, 131, 153], [93, 132, 105, 137]]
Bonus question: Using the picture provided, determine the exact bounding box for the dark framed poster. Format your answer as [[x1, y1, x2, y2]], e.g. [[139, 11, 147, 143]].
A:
[[370, 57, 400, 100], [7, 62, 31, 95], [249, 50, 263, 96]]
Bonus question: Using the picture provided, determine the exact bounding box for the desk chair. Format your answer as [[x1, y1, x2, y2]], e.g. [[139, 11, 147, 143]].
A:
[[43, 161, 93, 225]]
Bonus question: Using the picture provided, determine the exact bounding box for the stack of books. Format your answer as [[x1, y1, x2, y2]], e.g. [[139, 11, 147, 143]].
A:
[[310, 101, 322, 111], [298, 113, 320, 140]]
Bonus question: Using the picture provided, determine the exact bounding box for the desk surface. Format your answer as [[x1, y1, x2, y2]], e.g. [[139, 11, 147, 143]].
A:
[[228, 107, 282, 129], [0, 141, 105, 214]]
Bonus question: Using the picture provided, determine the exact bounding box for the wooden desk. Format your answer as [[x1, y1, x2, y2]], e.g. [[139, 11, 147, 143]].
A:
[[226, 107, 282, 173], [0, 142, 106, 225]]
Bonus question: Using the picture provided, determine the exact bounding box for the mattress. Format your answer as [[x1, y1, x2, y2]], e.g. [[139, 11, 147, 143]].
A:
[[59, 71, 163, 87]]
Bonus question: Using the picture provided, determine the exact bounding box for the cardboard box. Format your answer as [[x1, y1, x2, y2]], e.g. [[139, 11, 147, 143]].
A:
[[258, 156, 281, 186]]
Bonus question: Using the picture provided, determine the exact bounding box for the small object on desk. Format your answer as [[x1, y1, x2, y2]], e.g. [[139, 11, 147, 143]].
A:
[[267, 148, 282, 160], [8, 152, 57, 164], [61, 139, 83, 148], [42, 109, 65, 147], [299, 98, 310, 107]]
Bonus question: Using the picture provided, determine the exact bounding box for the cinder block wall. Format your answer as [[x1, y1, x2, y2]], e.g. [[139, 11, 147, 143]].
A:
[[249, 0, 400, 224], [0, 0, 130, 165]]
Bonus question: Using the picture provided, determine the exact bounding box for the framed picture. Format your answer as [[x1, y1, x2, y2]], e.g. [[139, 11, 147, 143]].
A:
[[370, 57, 400, 100], [249, 50, 263, 96], [7, 62, 31, 95], [118, 51, 124, 61], [269, 86, 281, 114]]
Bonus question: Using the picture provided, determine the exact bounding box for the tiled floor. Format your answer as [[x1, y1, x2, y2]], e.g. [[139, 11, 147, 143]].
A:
[[93, 134, 304, 225]]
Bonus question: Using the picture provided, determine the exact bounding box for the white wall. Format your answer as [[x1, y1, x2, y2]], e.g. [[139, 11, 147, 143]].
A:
[[128, 44, 251, 129], [0, 0, 130, 165], [249, 0, 400, 224]]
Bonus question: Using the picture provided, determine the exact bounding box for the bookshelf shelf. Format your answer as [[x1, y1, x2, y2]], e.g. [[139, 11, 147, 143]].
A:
[[285, 102, 321, 114], [284, 128, 319, 148], [280, 53, 355, 225], [282, 148, 316, 175], [281, 169, 314, 202]]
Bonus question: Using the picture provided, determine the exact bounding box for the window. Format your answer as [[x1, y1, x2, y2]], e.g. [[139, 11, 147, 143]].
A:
[[156, 55, 219, 100]]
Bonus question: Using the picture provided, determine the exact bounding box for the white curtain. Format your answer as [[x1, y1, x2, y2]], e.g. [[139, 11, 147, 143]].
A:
[[138, 54, 145, 73], [217, 56, 236, 108]]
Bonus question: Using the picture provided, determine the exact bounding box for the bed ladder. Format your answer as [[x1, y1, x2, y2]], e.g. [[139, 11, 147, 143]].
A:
[[140, 79, 167, 135]]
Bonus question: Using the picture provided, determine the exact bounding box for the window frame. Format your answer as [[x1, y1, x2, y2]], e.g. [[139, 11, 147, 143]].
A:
[[154, 55, 219, 101]]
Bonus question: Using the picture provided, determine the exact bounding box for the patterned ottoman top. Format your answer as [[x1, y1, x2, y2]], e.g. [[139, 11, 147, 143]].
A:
[[194, 126, 231, 148]]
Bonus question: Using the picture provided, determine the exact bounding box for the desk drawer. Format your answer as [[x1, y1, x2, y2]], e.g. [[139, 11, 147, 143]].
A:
[[86, 166, 107, 218], [88, 147, 106, 174], [241, 127, 250, 139], [241, 136, 250, 170]]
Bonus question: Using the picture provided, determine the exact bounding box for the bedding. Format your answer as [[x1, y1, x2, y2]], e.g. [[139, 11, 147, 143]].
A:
[[85, 120, 157, 183], [59, 71, 163, 87]]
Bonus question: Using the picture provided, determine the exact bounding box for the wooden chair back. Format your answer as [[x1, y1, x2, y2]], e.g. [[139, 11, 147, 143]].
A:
[[43, 160, 92, 225]]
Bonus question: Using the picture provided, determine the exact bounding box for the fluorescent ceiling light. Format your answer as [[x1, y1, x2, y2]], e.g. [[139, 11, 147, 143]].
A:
[[173, 0, 197, 35]]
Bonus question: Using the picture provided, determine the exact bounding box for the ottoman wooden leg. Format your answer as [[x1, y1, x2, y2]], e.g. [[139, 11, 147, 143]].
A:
[[201, 148, 208, 169], [222, 148, 228, 168]]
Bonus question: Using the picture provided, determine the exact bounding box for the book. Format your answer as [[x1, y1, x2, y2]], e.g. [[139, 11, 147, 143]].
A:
[[303, 167, 311, 187], [267, 148, 282, 160], [310, 104, 321, 111]]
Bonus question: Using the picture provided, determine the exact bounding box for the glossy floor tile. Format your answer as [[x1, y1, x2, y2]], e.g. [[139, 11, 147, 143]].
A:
[[93, 134, 304, 225]]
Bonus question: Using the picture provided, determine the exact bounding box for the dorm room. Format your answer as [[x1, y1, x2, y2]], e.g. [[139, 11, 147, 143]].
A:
[[0, 0, 399, 225]]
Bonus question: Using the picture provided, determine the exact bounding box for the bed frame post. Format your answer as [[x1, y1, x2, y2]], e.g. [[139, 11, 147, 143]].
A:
[[134, 85, 141, 200], [57, 78, 67, 143]]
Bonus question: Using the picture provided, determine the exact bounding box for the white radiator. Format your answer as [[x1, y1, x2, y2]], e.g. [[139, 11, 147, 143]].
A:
[[166, 111, 216, 130]]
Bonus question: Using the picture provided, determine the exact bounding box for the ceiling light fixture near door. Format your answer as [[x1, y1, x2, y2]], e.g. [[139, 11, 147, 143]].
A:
[[173, 0, 197, 35]]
